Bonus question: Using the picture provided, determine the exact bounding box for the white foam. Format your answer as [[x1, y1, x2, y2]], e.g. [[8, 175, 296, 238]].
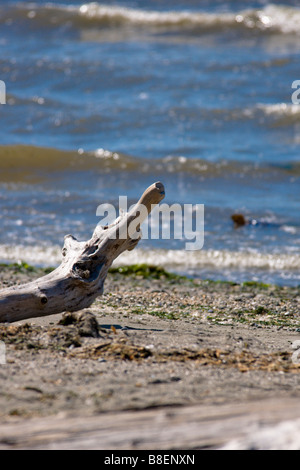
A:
[[76, 3, 300, 35], [256, 103, 300, 117], [1, 244, 298, 273], [23, 3, 300, 35]]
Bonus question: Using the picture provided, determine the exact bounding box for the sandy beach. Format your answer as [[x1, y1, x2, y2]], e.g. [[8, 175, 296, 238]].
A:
[[0, 263, 300, 449]]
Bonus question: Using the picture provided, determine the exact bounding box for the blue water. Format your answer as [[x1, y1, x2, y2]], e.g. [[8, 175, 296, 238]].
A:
[[0, 0, 300, 285]]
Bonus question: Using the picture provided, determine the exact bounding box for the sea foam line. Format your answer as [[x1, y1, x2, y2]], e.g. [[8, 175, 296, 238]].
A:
[[0, 244, 299, 272]]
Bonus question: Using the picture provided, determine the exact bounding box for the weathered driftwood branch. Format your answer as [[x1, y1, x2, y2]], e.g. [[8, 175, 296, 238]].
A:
[[0, 182, 165, 323]]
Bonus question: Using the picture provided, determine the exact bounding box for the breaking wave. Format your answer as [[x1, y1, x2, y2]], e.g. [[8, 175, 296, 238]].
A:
[[250, 103, 300, 126], [3, 3, 300, 36], [0, 244, 299, 285]]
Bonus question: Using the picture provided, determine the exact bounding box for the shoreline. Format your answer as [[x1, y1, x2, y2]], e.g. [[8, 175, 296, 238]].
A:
[[0, 263, 300, 448], [1, 261, 299, 330]]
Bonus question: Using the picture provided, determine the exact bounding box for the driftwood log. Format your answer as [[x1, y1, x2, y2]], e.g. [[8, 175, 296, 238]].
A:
[[0, 182, 165, 323], [1, 398, 300, 449]]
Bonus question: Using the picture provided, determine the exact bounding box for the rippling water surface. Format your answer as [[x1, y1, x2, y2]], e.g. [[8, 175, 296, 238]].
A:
[[0, 0, 300, 285]]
